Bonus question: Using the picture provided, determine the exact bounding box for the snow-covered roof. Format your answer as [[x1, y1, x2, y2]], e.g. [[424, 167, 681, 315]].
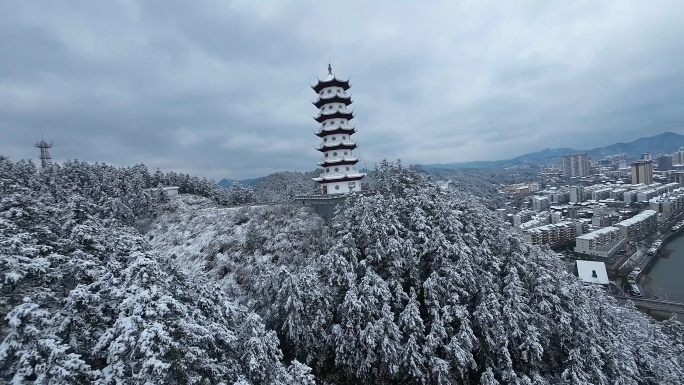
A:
[[576, 260, 609, 285], [615, 210, 657, 227], [576, 226, 620, 240]]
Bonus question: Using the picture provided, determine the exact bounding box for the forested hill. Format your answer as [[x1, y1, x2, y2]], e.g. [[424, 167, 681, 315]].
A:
[[151, 161, 684, 384], [3, 156, 684, 384], [0, 158, 315, 384]]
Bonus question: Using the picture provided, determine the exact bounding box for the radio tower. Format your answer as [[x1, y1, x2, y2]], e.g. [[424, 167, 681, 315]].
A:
[[35, 139, 52, 168]]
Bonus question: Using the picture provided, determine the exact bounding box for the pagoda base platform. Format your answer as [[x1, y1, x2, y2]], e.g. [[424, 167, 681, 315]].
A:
[[292, 191, 370, 221]]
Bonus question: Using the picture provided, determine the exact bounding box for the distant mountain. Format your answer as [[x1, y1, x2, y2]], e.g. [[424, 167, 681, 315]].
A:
[[585, 131, 684, 160], [217, 177, 263, 188], [420, 131, 684, 169]]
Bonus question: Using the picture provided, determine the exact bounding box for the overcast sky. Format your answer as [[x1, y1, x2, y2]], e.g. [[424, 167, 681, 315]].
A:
[[2, 1, 684, 179]]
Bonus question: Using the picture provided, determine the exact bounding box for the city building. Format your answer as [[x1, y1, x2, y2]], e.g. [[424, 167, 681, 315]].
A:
[[562, 154, 590, 178], [574, 226, 624, 259], [532, 196, 551, 211], [649, 188, 684, 216], [311, 64, 365, 194], [676, 147, 684, 165], [676, 171, 684, 187], [631, 160, 654, 185], [569, 186, 585, 203], [591, 187, 612, 201], [505, 182, 540, 194], [525, 221, 577, 248], [641, 153, 652, 161], [658, 155, 673, 171], [576, 260, 609, 285], [615, 210, 657, 240], [519, 213, 552, 231], [513, 210, 534, 227]]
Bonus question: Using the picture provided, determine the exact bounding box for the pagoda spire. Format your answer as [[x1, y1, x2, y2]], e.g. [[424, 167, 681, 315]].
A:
[[311, 64, 365, 195]]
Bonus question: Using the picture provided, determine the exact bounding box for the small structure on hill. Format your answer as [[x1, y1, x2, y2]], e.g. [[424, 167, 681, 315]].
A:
[[146, 186, 180, 198], [35, 139, 52, 168]]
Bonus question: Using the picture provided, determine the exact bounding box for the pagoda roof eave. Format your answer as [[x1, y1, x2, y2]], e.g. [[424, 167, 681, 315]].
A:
[[314, 110, 354, 123], [312, 173, 366, 183], [313, 95, 352, 109], [314, 126, 357, 137], [317, 157, 360, 166], [311, 77, 351, 93], [315, 142, 358, 152]]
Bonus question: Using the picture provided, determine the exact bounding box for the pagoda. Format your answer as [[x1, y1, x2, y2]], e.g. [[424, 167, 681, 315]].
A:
[[311, 64, 365, 195]]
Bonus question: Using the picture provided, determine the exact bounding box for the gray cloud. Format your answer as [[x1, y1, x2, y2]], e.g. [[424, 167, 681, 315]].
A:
[[1, 0, 684, 179]]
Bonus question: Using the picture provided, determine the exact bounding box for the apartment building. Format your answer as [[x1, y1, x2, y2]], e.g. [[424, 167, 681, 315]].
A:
[[562, 154, 590, 178], [615, 210, 658, 240], [574, 226, 624, 259], [631, 160, 654, 185], [570, 186, 585, 203], [525, 221, 577, 248], [649, 189, 684, 216]]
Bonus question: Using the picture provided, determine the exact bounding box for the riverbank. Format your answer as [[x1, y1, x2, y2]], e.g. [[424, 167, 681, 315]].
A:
[[640, 230, 684, 303]]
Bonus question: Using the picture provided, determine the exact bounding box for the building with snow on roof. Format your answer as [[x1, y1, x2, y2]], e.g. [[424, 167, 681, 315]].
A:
[[311, 64, 365, 195], [576, 260, 609, 285], [574, 226, 625, 259], [615, 210, 657, 240]]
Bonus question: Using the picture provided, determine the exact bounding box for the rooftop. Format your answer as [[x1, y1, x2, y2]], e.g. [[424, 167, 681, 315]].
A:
[[615, 210, 657, 227], [576, 260, 609, 285], [576, 226, 620, 240]]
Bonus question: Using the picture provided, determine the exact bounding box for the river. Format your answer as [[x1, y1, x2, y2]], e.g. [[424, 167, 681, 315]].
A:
[[642, 235, 684, 302]]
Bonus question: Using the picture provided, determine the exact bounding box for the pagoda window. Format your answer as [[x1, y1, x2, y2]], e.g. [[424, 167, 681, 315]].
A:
[[335, 168, 339, 172], [326, 168, 329, 172], [330, 121, 335, 125], [342, 136, 346, 140], [346, 167, 350, 171], [344, 151, 348, 155], [327, 89, 332, 93], [328, 105, 333, 109], [332, 137, 336, 140], [324, 138, 327, 142], [322, 122, 326, 126], [335, 185, 340, 190], [333, 152, 337, 156], [325, 153, 328, 157]]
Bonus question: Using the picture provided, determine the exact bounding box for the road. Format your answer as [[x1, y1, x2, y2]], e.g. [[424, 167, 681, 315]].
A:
[[612, 295, 684, 314]]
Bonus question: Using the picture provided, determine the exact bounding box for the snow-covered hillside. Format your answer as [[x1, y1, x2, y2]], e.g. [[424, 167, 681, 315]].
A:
[[149, 195, 329, 303], [147, 160, 684, 385], [0, 158, 315, 384]]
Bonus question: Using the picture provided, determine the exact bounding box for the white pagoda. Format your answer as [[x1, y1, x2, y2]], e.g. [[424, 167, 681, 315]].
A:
[[311, 64, 365, 195]]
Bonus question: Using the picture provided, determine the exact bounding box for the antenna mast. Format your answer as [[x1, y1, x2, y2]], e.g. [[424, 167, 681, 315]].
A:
[[35, 139, 53, 168]]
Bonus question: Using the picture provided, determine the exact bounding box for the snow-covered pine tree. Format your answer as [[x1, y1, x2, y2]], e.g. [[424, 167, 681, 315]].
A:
[[271, 160, 684, 384], [1, 156, 318, 384]]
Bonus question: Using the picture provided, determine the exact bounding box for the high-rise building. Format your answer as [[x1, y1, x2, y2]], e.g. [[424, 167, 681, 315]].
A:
[[676, 147, 684, 165], [562, 154, 590, 177], [311, 64, 365, 194], [569, 186, 585, 203], [657, 155, 673, 171], [641, 152, 652, 161], [631, 160, 653, 185]]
